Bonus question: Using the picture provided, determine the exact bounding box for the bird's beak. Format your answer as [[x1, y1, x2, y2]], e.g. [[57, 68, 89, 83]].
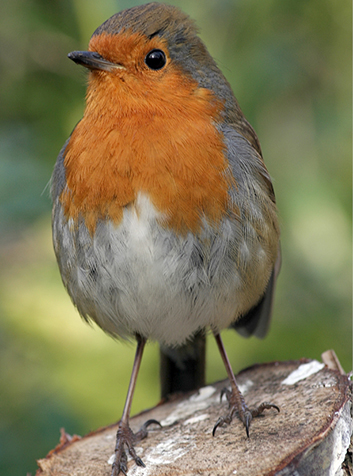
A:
[[68, 51, 125, 72]]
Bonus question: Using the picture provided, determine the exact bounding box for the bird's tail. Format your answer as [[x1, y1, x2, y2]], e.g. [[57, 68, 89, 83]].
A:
[[159, 331, 206, 398]]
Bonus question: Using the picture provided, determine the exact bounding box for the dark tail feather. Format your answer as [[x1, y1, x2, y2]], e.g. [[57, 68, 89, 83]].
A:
[[160, 331, 206, 398]]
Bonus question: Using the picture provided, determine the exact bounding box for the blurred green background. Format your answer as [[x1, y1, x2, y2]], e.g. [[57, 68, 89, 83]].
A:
[[0, 0, 351, 474]]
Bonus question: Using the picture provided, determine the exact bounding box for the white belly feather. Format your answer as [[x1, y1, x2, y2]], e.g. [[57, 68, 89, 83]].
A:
[[53, 193, 273, 346]]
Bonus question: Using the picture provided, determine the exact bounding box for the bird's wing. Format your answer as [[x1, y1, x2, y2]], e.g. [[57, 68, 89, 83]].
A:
[[232, 247, 281, 338]]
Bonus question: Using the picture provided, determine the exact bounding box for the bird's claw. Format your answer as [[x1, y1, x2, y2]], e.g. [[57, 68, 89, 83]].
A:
[[220, 387, 232, 402], [213, 389, 279, 438], [250, 402, 280, 417], [111, 419, 161, 475], [134, 419, 162, 441]]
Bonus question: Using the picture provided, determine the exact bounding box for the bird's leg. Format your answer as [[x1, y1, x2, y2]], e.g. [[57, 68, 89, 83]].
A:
[[111, 335, 161, 476], [212, 332, 279, 438]]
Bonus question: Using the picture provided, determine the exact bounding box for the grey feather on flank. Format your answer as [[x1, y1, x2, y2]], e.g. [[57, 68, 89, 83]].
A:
[[233, 248, 281, 339]]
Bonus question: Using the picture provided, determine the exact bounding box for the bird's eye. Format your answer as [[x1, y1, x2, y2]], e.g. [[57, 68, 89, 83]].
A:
[[145, 49, 167, 70]]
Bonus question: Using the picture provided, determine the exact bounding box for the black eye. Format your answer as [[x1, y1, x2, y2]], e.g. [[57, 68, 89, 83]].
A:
[[145, 49, 167, 70]]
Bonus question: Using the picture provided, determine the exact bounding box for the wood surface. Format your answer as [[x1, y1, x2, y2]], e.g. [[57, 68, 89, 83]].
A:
[[36, 355, 352, 476]]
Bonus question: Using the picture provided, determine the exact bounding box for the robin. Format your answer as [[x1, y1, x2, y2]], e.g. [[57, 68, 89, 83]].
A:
[[51, 3, 281, 475]]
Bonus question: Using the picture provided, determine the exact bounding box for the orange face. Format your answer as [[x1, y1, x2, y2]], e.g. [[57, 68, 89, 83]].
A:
[[61, 31, 235, 235]]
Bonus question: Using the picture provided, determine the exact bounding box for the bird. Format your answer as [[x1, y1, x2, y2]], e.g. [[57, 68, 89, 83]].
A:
[[51, 3, 281, 475]]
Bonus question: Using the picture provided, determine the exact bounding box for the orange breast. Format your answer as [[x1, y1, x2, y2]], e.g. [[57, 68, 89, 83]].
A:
[[61, 54, 233, 235]]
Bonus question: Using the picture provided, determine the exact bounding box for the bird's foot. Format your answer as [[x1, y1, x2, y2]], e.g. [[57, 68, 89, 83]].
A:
[[212, 387, 279, 438], [111, 419, 161, 476]]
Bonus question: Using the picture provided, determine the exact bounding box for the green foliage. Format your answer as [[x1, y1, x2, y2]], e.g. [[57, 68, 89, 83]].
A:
[[0, 1, 351, 474]]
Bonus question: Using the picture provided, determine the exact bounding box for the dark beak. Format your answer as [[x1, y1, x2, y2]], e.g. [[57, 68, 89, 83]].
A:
[[68, 51, 124, 72]]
